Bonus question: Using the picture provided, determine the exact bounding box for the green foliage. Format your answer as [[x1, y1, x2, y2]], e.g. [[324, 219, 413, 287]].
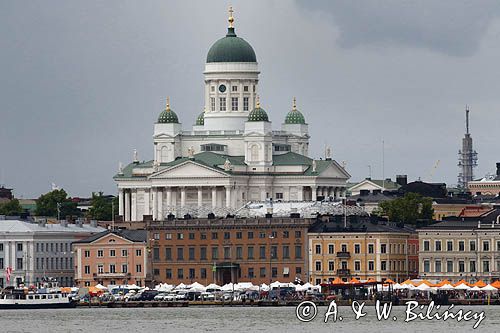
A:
[[378, 192, 434, 224], [0, 199, 24, 215], [35, 189, 80, 218], [86, 193, 116, 221]]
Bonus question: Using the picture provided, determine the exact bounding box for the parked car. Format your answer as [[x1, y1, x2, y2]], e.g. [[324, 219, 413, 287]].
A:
[[154, 292, 167, 301], [137, 290, 159, 301]]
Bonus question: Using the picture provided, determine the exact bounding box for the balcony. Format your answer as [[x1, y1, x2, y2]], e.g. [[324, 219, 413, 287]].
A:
[[336, 251, 351, 258], [93, 272, 131, 279], [337, 269, 351, 276]]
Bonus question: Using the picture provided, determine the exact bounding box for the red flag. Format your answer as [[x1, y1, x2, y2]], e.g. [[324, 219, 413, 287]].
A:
[[5, 267, 13, 283]]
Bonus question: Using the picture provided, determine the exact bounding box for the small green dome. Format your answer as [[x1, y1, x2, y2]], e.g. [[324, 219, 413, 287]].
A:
[[248, 106, 269, 122], [285, 98, 306, 124], [157, 99, 179, 124], [207, 28, 257, 63], [195, 111, 205, 125]]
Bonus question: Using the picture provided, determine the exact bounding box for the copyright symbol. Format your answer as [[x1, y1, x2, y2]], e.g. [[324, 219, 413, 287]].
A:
[[296, 301, 317, 322]]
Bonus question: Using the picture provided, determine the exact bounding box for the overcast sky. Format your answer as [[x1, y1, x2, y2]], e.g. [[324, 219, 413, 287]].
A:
[[1, 0, 500, 198]]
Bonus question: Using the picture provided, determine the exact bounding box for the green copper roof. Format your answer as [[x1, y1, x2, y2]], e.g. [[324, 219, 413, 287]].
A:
[[248, 106, 269, 122], [207, 27, 257, 63], [285, 109, 306, 124], [157, 104, 179, 124], [195, 111, 205, 126]]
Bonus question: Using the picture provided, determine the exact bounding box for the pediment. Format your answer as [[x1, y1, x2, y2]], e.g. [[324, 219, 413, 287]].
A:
[[92, 233, 134, 245], [150, 160, 229, 179], [318, 162, 351, 179], [154, 133, 175, 139]]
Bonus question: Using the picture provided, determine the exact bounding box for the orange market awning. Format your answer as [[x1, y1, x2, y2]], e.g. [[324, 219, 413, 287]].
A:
[[60, 287, 72, 293], [490, 280, 500, 289], [366, 278, 377, 283], [434, 279, 451, 287], [472, 280, 487, 288], [385, 279, 395, 284], [453, 279, 470, 287], [331, 277, 344, 285], [420, 280, 434, 287], [349, 278, 361, 284]]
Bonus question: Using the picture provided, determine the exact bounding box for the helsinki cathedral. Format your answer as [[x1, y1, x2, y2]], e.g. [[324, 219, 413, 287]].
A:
[[115, 8, 350, 221]]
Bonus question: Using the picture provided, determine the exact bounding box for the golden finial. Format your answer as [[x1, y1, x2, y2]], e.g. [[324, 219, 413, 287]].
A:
[[292, 97, 297, 111], [166, 96, 170, 111], [255, 95, 260, 108], [228, 6, 234, 28]]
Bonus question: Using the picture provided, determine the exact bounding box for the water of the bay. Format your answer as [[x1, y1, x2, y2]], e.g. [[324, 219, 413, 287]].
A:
[[0, 305, 498, 332]]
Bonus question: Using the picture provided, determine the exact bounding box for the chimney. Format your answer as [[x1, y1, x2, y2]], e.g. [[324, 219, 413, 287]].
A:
[[396, 175, 407, 186], [496, 162, 500, 176], [90, 220, 98, 228]]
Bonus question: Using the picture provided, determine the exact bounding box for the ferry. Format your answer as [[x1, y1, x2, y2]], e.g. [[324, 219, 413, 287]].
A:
[[0, 279, 78, 309]]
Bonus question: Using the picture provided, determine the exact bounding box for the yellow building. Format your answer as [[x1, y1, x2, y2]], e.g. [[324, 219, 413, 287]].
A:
[[308, 220, 417, 284]]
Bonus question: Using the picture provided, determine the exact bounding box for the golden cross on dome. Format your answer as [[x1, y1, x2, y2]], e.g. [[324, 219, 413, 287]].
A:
[[166, 96, 170, 111], [228, 6, 234, 28], [293, 97, 297, 111], [255, 95, 260, 108]]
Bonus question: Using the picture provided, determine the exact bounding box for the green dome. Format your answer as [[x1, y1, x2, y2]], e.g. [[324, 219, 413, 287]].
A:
[[195, 111, 205, 125], [157, 100, 179, 124], [248, 106, 269, 122], [207, 28, 257, 63], [285, 109, 306, 124]]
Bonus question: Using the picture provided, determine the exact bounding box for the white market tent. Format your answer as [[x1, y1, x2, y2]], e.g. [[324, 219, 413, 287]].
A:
[[454, 283, 471, 290], [438, 284, 455, 291], [480, 285, 498, 292]]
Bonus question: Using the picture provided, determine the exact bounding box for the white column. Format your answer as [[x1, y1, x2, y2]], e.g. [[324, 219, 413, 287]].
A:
[[198, 187, 203, 207], [131, 190, 137, 221], [212, 187, 217, 208], [166, 187, 172, 209], [225, 186, 231, 208], [180, 187, 186, 207], [143, 189, 150, 217], [297, 186, 304, 201], [239, 82, 243, 112], [157, 188, 163, 220], [118, 189, 124, 216], [260, 188, 267, 201], [124, 190, 130, 221], [152, 188, 157, 220], [311, 186, 317, 201]]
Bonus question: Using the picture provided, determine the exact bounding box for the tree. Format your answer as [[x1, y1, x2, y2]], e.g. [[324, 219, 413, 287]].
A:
[[86, 192, 116, 221], [35, 189, 80, 218], [378, 192, 434, 224], [0, 199, 24, 216]]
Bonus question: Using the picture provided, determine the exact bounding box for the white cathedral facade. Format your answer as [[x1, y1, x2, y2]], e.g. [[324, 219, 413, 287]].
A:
[[114, 11, 350, 221]]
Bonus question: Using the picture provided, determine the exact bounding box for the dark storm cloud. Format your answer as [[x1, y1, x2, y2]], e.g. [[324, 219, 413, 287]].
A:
[[298, 0, 500, 56]]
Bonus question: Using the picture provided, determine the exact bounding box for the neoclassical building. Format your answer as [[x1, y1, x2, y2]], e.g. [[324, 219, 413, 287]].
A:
[[114, 9, 350, 221]]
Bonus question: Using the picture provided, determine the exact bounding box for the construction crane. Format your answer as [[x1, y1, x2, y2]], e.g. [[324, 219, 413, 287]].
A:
[[427, 160, 440, 182]]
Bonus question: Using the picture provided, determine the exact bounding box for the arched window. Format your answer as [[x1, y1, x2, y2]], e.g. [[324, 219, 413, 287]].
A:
[[250, 144, 259, 161], [161, 146, 169, 161]]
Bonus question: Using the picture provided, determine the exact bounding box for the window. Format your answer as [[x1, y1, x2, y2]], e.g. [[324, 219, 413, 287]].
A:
[[177, 247, 184, 260], [211, 232, 218, 240], [381, 261, 387, 271], [200, 247, 207, 260], [459, 241, 465, 251], [236, 246, 243, 259], [272, 267, 278, 278], [224, 232, 231, 240], [248, 246, 254, 259], [136, 264, 142, 273], [177, 233, 184, 240], [122, 264, 128, 273], [189, 233, 195, 240], [458, 261, 465, 273], [447, 261, 453, 272], [136, 249, 142, 256], [282, 245, 290, 259], [435, 260, 441, 272], [276, 193, 283, 199], [224, 247, 231, 259], [231, 97, 238, 111], [271, 246, 277, 259], [109, 264, 116, 273], [248, 268, 254, 278], [153, 247, 160, 261], [423, 260, 430, 273], [153, 233, 160, 240], [259, 232, 266, 239], [260, 267, 266, 277], [211, 247, 218, 260], [177, 269, 184, 279], [315, 244, 321, 254], [354, 244, 360, 254], [244, 85, 249, 92], [189, 247, 195, 260], [295, 245, 302, 259], [219, 97, 226, 111], [483, 241, 490, 252], [201, 268, 207, 279], [354, 261, 361, 271], [189, 268, 195, 279], [97, 250, 103, 258], [110, 249, 116, 257], [165, 247, 172, 260], [328, 244, 334, 254], [243, 97, 249, 111], [296, 267, 302, 275], [270, 231, 277, 238], [17, 243, 23, 252], [368, 261, 374, 271], [435, 241, 442, 251], [380, 244, 387, 254], [470, 240, 476, 251], [232, 85, 238, 92], [259, 246, 266, 259], [0, 243, 3, 252], [497, 241, 500, 252], [84, 250, 90, 258], [165, 233, 172, 240], [211, 97, 215, 111], [368, 244, 374, 254], [121, 249, 128, 257], [248, 231, 254, 239], [236, 232, 242, 239], [84, 265, 90, 274], [211, 86, 215, 92], [470, 260, 476, 272], [315, 261, 322, 271], [295, 231, 301, 238], [483, 260, 490, 272], [447, 241, 453, 251], [328, 261, 335, 271], [200, 233, 207, 240], [166, 269, 172, 279]]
